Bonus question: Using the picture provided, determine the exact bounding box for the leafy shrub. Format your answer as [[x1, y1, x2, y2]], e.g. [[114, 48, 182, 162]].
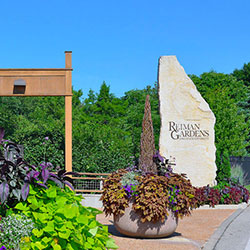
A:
[[0, 213, 34, 250], [216, 149, 231, 184], [11, 182, 118, 250], [195, 179, 249, 206], [194, 186, 221, 207], [215, 179, 249, 204], [72, 122, 134, 173]]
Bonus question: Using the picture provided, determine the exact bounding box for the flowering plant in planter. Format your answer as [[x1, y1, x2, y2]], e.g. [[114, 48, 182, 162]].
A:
[[101, 157, 197, 223], [101, 95, 198, 226]]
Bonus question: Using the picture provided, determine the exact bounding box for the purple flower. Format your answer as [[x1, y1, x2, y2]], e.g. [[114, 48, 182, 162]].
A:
[[153, 151, 164, 163], [0, 246, 7, 250], [44, 136, 49, 141]]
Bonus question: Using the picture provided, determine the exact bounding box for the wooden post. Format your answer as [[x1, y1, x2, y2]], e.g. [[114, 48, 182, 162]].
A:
[[65, 51, 72, 172]]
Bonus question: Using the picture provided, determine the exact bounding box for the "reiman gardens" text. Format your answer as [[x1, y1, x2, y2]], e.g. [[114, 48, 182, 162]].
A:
[[169, 121, 209, 140]]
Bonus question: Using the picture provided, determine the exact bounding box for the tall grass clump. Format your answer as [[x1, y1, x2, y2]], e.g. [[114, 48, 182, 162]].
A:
[[231, 163, 248, 185]]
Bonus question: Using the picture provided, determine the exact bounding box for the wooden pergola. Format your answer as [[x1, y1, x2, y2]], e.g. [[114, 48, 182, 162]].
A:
[[0, 51, 73, 172]]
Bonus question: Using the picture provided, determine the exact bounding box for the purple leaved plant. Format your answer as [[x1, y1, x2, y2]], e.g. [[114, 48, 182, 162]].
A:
[[0, 127, 79, 213], [153, 151, 174, 177]]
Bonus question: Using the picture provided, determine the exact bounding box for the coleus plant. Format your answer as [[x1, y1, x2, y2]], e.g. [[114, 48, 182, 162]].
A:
[[101, 156, 198, 222], [0, 128, 78, 210], [195, 178, 249, 206]]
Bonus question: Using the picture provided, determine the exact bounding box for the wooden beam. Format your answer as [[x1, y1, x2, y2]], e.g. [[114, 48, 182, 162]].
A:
[[71, 177, 106, 180], [65, 51, 72, 173], [0, 52, 73, 173], [75, 172, 110, 176], [75, 189, 103, 193], [65, 96, 72, 173]]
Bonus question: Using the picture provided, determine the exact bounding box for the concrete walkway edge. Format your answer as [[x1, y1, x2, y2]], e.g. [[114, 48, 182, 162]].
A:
[[202, 208, 245, 250]]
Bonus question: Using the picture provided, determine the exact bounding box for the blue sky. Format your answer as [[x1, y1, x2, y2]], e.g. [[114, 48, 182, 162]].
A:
[[0, 0, 249, 98]]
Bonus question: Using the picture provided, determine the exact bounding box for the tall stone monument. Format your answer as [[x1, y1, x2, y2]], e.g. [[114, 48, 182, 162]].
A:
[[158, 56, 217, 187]]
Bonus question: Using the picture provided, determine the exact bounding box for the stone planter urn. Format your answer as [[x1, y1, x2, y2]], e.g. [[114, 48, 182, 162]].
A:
[[113, 202, 178, 238]]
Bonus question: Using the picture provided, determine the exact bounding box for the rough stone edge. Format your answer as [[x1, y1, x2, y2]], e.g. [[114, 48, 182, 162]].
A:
[[155, 237, 202, 248], [197, 200, 250, 210], [202, 208, 245, 250]]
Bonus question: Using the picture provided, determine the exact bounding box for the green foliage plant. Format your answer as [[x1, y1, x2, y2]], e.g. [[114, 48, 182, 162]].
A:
[[216, 149, 231, 184], [121, 171, 139, 187], [245, 184, 250, 192], [12, 182, 118, 250], [0, 213, 34, 250]]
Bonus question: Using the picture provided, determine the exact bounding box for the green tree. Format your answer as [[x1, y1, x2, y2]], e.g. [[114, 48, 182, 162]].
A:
[[191, 72, 249, 183], [232, 63, 250, 153], [233, 63, 250, 87], [0, 95, 66, 169], [72, 83, 134, 172]]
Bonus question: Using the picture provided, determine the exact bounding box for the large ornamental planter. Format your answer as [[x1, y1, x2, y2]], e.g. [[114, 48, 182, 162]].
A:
[[101, 95, 198, 239], [113, 202, 178, 238]]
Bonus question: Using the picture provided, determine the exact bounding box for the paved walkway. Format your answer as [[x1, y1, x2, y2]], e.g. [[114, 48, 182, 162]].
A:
[[97, 208, 237, 250], [203, 205, 250, 250]]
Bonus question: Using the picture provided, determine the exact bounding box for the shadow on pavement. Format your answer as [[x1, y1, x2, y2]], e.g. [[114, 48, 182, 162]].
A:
[[106, 223, 182, 239]]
